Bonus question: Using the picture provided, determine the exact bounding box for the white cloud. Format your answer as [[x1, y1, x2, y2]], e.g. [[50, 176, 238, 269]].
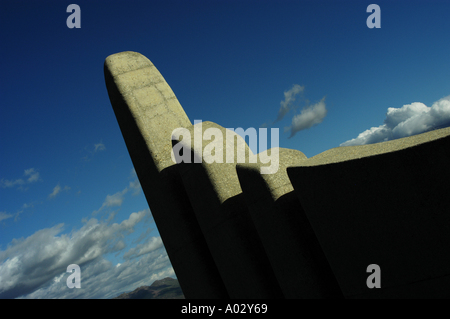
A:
[[287, 97, 327, 138], [128, 179, 141, 196], [93, 177, 142, 214], [94, 143, 106, 152], [127, 169, 141, 195], [93, 188, 129, 215], [341, 95, 450, 146], [82, 142, 106, 161], [19, 252, 174, 299], [24, 168, 40, 183], [0, 178, 24, 188], [123, 237, 163, 260], [0, 209, 169, 299], [275, 84, 305, 123], [48, 183, 71, 199], [266, 85, 327, 138], [49, 184, 61, 199], [119, 210, 148, 230], [0, 212, 13, 223], [104, 192, 125, 207], [1, 203, 35, 224], [0, 168, 40, 189]]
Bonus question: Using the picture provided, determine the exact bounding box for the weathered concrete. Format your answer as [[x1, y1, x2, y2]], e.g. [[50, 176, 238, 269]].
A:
[[104, 52, 228, 299], [236, 148, 344, 298], [287, 127, 450, 298], [105, 51, 450, 299], [172, 122, 284, 298]]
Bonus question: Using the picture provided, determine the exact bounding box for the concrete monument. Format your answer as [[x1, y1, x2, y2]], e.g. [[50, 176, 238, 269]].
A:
[[287, 127, 450, 298], [105, 51, 450, 298], [104, 52, 228, 298]]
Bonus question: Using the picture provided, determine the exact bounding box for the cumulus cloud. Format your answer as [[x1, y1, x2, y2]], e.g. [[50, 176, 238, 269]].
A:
[[20, 252, 175, 299], [0, 168, 41, 189], [0, 209, 170, 299], [287, 97, 327, 138], [340, 95, 450, 146]]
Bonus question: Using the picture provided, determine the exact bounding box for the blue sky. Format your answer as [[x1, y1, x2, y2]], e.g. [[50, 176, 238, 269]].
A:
[[1, 0, 449, 298]]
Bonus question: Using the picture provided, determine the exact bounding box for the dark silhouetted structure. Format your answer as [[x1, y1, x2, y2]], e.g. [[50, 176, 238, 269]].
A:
[[105, 51, 450, 298]]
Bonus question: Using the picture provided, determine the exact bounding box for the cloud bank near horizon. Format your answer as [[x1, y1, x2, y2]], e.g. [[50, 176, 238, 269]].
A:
[[341, 95, 450, 146], [0, 209, 173, 299]]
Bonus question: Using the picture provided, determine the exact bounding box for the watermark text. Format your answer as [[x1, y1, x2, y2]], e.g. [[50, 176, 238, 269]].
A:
[[171, 120, 279, 174]]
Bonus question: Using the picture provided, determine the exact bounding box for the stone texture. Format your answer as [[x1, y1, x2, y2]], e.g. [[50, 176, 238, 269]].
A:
[[105, 51, 450, 299], [104, 52, 228, 299], [172, 121, 284, 298], [287, 127, 450, 298]]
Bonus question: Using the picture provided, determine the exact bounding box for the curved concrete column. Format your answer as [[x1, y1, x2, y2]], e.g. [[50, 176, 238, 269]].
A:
[[104, 51, 228, 299], [172, 121, 284, 298]]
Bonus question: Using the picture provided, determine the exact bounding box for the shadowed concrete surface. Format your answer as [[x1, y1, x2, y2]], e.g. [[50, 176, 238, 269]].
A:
[[104, 52, 228, 298], [173, 122, 284, 298], [236, 148, 344, 299], [105, 51, 450, 298], [287, 127, 450, 298]]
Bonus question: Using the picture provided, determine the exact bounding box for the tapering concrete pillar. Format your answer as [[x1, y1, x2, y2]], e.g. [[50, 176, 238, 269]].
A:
[[287, 127, 450, 298], [172, 121, 284, 298], [236, 148, 344, 298], [104, 51, 228, 298]]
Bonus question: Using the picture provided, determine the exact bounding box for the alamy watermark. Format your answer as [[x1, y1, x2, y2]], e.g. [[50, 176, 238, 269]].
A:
[[66, 264, 81, 288], [366, 264, 381, 288], [366, 4, 381, 28], [171, 120, 280, 174], [66, 4, 81, 29]]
